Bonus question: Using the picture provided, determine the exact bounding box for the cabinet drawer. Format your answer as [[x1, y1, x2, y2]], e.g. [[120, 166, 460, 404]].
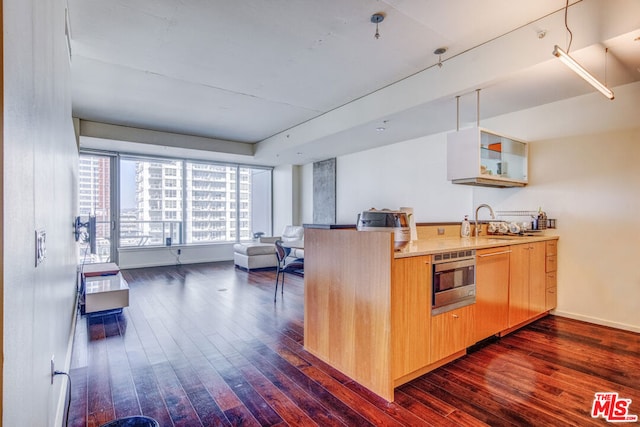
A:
[[546, 255, 557, 272], [546, 287, 557, 310], [546, 271, 557, 288], [546, 240, 558, 256]]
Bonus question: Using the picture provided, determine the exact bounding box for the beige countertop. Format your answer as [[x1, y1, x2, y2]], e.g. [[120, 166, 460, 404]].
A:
[[394, 233, 559, 258]]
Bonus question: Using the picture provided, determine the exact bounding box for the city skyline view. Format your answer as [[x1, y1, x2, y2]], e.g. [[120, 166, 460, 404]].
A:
[[78, 153, 272, 263]]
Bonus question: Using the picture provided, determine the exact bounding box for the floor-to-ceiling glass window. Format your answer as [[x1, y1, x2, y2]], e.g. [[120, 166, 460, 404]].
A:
[[77, 153, 116, 264], [119, 157, 184, 247], [184, 162, 237, 243], [116, 155, 272, 248]]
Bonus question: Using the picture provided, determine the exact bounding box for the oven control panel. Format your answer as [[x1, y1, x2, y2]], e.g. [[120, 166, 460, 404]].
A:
[[433, 249, 475, 263]]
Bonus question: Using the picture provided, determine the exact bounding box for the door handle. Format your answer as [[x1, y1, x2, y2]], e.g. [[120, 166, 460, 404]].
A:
[[479, 250, 512, 257]]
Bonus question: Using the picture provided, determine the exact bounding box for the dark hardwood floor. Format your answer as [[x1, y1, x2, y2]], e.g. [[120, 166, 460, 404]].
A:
[[69, 261, 640, 426]]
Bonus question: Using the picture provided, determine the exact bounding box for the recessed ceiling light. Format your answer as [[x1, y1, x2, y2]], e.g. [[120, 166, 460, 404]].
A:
[[376, 127, 386, 132]]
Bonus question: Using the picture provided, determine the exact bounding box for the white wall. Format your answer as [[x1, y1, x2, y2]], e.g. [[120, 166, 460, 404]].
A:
[[3, 0, 79, 425], [300, 134, 472, 225], [478, 129, 640, 331], [299, 84, 640, 332]]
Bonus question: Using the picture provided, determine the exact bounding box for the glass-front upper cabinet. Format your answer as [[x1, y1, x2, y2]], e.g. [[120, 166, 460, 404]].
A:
[[447, 127, 528, 187]]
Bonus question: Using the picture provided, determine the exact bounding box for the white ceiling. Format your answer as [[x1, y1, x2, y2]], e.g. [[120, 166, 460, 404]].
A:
[[69, 0, 640, 165]]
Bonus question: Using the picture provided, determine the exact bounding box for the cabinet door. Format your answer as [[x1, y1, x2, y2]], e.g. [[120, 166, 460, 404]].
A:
[[528, 242, 547, 317], [474, 247, 510, 342], [391, 256, 431, 379], [430, 305, 474, 363], [509, 244, 531, 327]]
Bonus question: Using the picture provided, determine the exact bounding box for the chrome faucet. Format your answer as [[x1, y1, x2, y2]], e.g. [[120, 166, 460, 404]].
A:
[[475, 203, 496, 236]]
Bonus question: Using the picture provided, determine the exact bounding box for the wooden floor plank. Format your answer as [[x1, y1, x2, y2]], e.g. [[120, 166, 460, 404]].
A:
[[439, 357, 603, 427], [129, 365, 174, 426], [68, 261, 640, 426], [233, 338, 347, 427], [105, 316, 141, 420], [68, 366, 88, 427]]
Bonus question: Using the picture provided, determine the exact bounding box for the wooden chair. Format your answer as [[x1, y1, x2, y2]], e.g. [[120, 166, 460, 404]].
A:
[[274, 240, 304, 302]]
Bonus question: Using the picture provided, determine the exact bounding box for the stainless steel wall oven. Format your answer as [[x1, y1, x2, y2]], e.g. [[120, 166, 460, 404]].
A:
[[432, 249, 476, 315]]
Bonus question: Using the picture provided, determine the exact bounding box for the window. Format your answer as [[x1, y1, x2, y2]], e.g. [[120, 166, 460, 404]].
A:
[[77, 153, 113, 263], [121, 158, 183, 247], [118, 157, 271, 247]]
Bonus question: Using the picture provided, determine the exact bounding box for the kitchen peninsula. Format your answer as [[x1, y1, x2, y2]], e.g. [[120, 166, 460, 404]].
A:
[[303, 227, 559, 402]]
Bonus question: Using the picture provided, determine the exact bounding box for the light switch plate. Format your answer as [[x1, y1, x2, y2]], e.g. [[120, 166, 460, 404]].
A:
[[35, 229, 46, 267]]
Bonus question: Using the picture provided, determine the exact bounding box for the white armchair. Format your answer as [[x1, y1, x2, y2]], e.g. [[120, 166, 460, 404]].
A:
[[233, 226, 304, 271]]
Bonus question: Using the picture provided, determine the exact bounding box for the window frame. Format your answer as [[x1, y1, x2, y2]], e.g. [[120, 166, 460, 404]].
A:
[[81, 149, 273, 250]]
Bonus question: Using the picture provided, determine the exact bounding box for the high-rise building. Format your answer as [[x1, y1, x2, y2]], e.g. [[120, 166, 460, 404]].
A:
[[78, 155, 111, 261], [79, 155, 269, 254], [134, 161, 252, 245], [78, 155, 110, 218]]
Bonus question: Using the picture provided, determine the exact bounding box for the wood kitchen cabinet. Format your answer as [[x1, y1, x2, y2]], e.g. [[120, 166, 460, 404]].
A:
[[474, 246, 510, 342], [304, 228, 396, 401], [508, 242, 546, 327], [545, 240, 558, 310], [430, 304, 475, 363], [391, 256, 431, 380], [305, 227, 559, 402]]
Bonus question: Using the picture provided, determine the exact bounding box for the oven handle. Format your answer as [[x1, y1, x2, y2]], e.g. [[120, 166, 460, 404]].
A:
[[433, 258, 475, 272], [478, 250, 512, 257]]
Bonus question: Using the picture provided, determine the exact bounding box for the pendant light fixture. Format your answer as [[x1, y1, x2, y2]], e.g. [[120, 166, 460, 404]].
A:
[[552, 46, 614, 99], [434, 47, 447, 68], [553, 1, 614, 100], [371, 13, 384, 40]]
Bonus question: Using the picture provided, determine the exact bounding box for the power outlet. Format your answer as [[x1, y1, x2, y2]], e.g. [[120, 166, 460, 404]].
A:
[[50, 355, 55, 384]]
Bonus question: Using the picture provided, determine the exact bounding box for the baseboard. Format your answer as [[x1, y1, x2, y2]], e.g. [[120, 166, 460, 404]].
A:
[[118, 257, 233, 270], [54, 280, 80, 427], [552, 310, 640, 333]]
